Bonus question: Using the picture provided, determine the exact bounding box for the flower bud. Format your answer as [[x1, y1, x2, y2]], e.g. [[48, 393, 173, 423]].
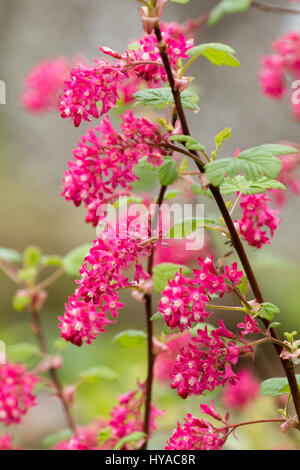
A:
[[62, 384, 76, 405]]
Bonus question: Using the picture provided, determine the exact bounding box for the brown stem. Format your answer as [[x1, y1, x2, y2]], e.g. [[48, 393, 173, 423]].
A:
[[252, 0, 300, 14], [154, 24, 300, 425], [31, 309, 77, 433], [141, 184, 167, 450]]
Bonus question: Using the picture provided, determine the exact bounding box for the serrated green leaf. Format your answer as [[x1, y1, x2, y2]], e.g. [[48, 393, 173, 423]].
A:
[[220, 175, 286, 195], [43, 429, 73, 448], [258, 302, 280, 322], [187, 43, 240, 67], [190, 183, 214, 199], [79, 366, 118, 382], [114, 432, 146, 450], [112, 330, 147, 349], [159, 159, 179, 186], [260, 375, 300, 396], [153, 263, 191, 293], [0, 248, 21, 264], [8, 342, 40, 362], [23, 246, 42, 267], [169, 135, 205, 152], [215, 128, 232, 153], [133, 88, 199, 111], [209, 0, 251, 25], [63, 244, 92, 277], [166, 217, 215, 238], [205, 144, 297, 186]]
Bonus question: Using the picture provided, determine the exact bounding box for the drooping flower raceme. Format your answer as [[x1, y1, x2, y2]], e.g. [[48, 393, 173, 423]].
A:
[[59, 215, 159, 346], [221, 368, 260, 410], [0, 363, 37, 425], [237, 193, 281, 249], [62, 110, 169, 226], [158, 257, 243, 331]]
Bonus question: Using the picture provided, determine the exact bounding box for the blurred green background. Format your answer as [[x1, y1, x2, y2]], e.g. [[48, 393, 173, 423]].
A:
[[1, 0, 300, 449]]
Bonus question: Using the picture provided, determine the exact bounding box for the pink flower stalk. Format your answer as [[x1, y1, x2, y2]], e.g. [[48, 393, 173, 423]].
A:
[[21, 58, 71, 113], [0, 363, 37, 425], [237, 193, 281, 248], [108, 383, 163, 449], [170, 321, 247, 399], [221, 369, 260, 410], [158, 256, 243, 332], [62, 110, 169, 226], [166, 402, 228, 450], [59, 215, 158, 346], [154, 333, 192, 383]]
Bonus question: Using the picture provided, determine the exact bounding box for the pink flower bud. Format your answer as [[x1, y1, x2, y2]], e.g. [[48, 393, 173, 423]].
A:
[[174, 77, 189, 93], [152, 337, 168, 356], [140, 14, 159, 35], [280, 416, 298, 433], [62, 384, 76, 405], [31, 290, 48, 313]]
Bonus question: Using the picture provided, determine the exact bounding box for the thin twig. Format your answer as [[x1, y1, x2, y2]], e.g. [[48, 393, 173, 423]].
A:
[[252, 0, 300, 14]]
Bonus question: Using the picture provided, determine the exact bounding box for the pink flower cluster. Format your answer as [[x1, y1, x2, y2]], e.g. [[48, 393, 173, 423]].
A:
[[259, 31, 300, 120], [62, 110, 169, 226], [0, 433, 19, 450], [170, 317, 259, 399], [21, 58, 71, 113], [166, 401, 228, 450], [221, 368, 260, 410], [0, 362, 37, 425], [59, 216, 157, 346], [154, 332, 192, 383], [237, 194, 281, 249], [158, 257, 243, 331], [272, 144, 300, 205]]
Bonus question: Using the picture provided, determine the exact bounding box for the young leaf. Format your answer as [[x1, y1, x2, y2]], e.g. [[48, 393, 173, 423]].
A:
[[209, 0, 251, 25], [215, 128, 232, 153], [190, 323, 216, 337], [63, 244, 92, 277], [159, 159, 179, 186], [98, 427, 112, 446], [238, 276, 248, 298], [114, 432, 146, 451], [133, 87, 199, 111], [79, 366, 118, 382], [23, 246, 42, 267], [169, 135, 205, 152], [153, 262, 191, 293], [161, 188, 183, 201], [43, 429, 73, 448], [187, 43, 240, 67], [12, 293, 31, 312], [112, 330, 147, 349], [0, 247, 21, 264], [171, 0, 191, 3], [269, 322, 281, 329], [260, 375, 300, 396], [220, 175, 286, 195], [166, 217, 215, 238], [190, 183, 213, 199], [258, 302, 280, 322], [205, 144, 297, 186], [40, 255, 63, 267], [150, 312, 164, 322]]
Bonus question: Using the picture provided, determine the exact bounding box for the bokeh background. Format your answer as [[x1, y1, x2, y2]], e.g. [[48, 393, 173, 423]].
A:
[[1, 0, 300, 449]]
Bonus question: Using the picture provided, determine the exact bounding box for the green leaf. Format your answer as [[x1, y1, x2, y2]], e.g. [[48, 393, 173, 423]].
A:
[[190, 183, 213, 199], [215, 128, 232, 153], [209, 0, 251, 25], [258, 302, 280, 322], [8, 342, 40, 362], [269, 322, 281, 329], [98, 427, 112, 446], [166, 217, 215, 238], [114, 432, 146, 450], [133, 87, 199, 111], [150, 312, 164, 322], [169, 135, 205, 152], [159, 158, 179, 186], [23, 246, 42, 267], [113, 196, 143, 208], [12, 293, 30, 312], [79, 366, 118, 382], [40, 255, 63, 267], [162, 188, 183, 201], [187, 43, 240, 67], [135, 156, 158, 172], [238, 276, 248, 297], [63, 244, 92, 277], [112, 330, 147, 349], [220, 175, 286, 195], [43, 429, 73, 448], [153, 263, 191, 293], [205, 144, 297, 186], [0, 247, 21, 264], [190, 323, 215, 337], [260, 375, 300, 396], [171, 0, 191, 3]]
